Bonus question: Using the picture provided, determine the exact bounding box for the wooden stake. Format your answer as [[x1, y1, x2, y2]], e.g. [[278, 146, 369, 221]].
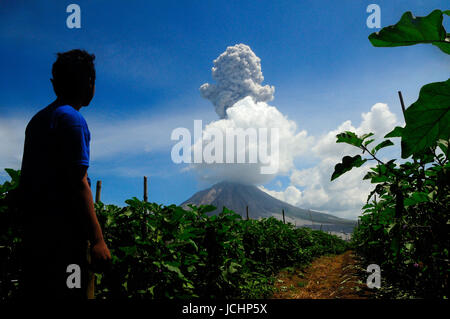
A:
[[144, 176, 148, 202], [398, 91, 406, 117], [86, 242, 95, 299], [88, 180, 102, 299], [95, 180, 102, 203], [246, 205, 249, 220], [282, 209, 285, 224], [309, 210, 314, 227]]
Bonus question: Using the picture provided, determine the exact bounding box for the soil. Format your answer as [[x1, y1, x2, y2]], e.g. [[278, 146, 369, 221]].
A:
[[272, 250, 374, 299]]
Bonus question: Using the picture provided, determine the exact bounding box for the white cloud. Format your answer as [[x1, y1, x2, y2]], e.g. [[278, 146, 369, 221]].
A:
[[0, 104, 206, 179], [260, 103, 400, 219], [287, 159, 374, 219], [90, 111, 195, 160], [193, 46, 399, 219], [193, 44, 396, 219], [311, 103, 398, 161], [192, 44, 313, 184], [200, 44, 275, 118], [189, 96, 313, 184], [259, 184, 304, 206], [0, 116, 27, 171], [358, 103, 398, 137]]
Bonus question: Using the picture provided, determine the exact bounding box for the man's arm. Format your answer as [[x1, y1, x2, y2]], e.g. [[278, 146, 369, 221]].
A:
[[71, 165, 111, 262], [56, 109, 110, 263]]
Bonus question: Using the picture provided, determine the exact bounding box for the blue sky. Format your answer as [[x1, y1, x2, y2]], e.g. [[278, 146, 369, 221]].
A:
[[1, 0, 449, 216]]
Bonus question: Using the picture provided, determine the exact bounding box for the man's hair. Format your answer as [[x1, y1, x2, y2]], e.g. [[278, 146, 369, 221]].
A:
[[52, 49, 96, 100]]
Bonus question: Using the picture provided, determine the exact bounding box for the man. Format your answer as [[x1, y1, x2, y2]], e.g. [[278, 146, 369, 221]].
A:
[[19, 49, 111, 299]]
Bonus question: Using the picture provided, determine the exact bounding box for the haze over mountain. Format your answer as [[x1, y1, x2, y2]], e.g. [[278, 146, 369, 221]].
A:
[[182, 181, 356, 233]]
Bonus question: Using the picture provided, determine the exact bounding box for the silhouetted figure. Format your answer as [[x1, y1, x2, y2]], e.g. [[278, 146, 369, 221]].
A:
[[19, 49, 110, 299]]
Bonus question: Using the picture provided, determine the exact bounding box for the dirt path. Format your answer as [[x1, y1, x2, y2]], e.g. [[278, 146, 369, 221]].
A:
[[272, 251, 373, 299]]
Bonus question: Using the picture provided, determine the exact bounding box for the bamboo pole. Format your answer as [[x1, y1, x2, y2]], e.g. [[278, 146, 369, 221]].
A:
[[95, 180, 102, 203], [246, 205, 249, 220], [86, 246, 95, 299], [144, 176, 148, 202], [282, 209, 285, 224], [87, 180, 102, 299], [398, 91, 406, 116]]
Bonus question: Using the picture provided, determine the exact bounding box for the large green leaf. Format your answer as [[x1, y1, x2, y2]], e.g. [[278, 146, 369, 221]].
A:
[[371, 140, 394, 155], [331, 155, 367, 181], [401, 79, 450, 158], [384, 126, 404, 138], [4, 168, 20, 183], [404, 192, 430, 207], [437, 139, 449, 154], [162, 263, 187, 280], [369, 10, 450, 54], [198, 204, 217, 214], [336, 131, 364, 147]]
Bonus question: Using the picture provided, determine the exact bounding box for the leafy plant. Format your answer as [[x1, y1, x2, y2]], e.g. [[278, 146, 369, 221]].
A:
[[332, 8, 450, 298], [369, 10, 450, 54], [369, 9, 450, 158], [0, 168, 22, 300], [0, 168, 349, 300], [95, 200, 349, 299]]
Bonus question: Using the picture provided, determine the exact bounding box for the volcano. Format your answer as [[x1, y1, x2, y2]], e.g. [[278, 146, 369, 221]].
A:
[[181, 181, 356, 233]]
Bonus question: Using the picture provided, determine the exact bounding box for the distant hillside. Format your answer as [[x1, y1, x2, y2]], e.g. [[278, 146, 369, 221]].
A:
[[181, 181, 356, 233]]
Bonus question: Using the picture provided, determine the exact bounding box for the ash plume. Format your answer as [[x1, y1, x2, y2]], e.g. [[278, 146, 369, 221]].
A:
[[200, 44, 275, 118]]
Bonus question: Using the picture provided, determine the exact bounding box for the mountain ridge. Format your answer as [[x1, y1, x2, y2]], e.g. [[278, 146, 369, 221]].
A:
[[181, 181, 356, 233]]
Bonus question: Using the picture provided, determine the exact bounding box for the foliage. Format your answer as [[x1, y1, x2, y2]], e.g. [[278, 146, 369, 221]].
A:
[[400, 79, 450, 158], [94, 199, 348, 299], [369, 10, 450, 54], [332, 9, 450, 298], [0, 169, 22, 300], [370, 9, 450, 158], [334, 130, 449, 297], [0, 168, 348, 300]]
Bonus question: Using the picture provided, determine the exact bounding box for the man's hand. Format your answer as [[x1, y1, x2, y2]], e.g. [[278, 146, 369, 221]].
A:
[[90, 239, 111, 272], [70, 165, 111, 272], [91, 239, 111, 261]]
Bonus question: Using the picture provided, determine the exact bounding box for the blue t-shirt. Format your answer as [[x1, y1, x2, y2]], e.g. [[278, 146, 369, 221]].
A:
[[50, 104, 91, 168], [20, 102, 91, 241]]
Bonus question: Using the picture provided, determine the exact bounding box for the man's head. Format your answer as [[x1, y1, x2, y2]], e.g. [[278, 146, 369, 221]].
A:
[[51, 49, 96, 107]]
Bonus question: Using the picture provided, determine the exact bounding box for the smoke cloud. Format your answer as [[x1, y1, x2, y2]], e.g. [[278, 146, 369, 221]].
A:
[[260, 103, 400, 219], [200, 44, 275, 118], [190, 44, 311, 184], [190, 96, 312, 184], [192, 44, 401, 219]]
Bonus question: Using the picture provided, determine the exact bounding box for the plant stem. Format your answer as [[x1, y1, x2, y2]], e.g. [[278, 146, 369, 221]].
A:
[[360, 144, 385, 166]]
